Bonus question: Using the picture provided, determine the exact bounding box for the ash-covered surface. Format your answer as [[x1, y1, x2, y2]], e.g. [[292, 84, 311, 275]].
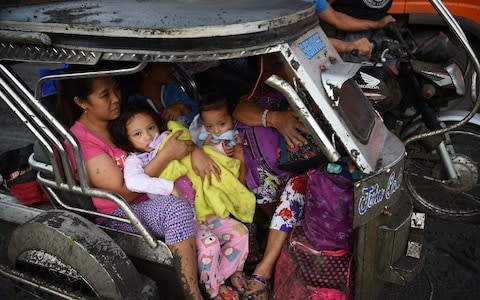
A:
[[381, 216, 480, 299]]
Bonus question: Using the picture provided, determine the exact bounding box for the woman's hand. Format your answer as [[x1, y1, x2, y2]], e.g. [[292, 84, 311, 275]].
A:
[[269, 110, 308, 147], [191, 146, 221, 182], [162, 131, 193, 161], [162, 103, 190, 121], [144, 131, 193, 177]]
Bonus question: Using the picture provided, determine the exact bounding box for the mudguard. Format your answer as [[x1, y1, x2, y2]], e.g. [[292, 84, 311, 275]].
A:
[[7, 210, 158, 300]]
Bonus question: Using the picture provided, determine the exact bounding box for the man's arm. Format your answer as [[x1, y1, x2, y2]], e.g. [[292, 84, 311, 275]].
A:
[[319, 7, 395, 32]]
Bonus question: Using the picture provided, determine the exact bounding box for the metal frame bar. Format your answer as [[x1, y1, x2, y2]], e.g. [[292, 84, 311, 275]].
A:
[[265, 74, 340, 162], [0, 62, 159, 249]]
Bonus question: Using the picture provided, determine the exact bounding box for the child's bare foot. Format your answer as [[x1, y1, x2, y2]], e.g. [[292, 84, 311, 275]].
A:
[[228, 271, 247, 295], [244, 274, 270, 300]]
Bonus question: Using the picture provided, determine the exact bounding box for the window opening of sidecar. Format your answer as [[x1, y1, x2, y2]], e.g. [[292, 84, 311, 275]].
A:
[[336, 78, 376, 144], [29, 53, 336, 249], [30, 61, 160, 248]]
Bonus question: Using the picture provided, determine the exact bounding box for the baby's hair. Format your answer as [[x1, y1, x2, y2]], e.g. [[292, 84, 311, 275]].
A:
[[199, 90, 234, 115], [109, 103, 165, 153]]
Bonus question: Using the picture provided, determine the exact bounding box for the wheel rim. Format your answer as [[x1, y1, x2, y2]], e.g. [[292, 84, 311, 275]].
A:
[[405, 125, 480, 219], [14, 250, 97, 298]]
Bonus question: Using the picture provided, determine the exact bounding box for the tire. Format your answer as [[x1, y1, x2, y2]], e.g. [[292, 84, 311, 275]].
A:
[[7, 210, 158, 299], [405, 122, 480, 222]]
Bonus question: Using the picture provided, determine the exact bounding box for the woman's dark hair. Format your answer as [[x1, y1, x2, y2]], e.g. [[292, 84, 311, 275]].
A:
[[109, 103, 166, 153], [56, 76, 97, 128], [55, 62, 126, 128], [198, 89, 235, 115]]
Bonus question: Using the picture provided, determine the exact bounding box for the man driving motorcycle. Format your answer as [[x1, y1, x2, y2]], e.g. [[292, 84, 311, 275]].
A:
[[305, 0, 395, 63]]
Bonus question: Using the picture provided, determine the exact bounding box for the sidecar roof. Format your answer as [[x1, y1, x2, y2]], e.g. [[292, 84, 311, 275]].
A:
[[0, 0, 317, 64]]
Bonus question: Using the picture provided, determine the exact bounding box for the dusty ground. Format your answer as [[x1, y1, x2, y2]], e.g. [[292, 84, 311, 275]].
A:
[[381, 216, 480, 299]]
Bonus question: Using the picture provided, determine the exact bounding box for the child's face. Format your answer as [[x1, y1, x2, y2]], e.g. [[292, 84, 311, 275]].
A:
[[201, 108, 234, 137], [126, 112, 160, 152]]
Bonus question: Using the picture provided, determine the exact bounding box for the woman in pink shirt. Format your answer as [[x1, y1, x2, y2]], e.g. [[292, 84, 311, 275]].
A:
[[57, 71, 219, 300]]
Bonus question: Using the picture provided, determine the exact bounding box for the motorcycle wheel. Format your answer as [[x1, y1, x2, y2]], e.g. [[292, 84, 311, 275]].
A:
[[7, 210, 156, 299], [405, 122, 480, 222]]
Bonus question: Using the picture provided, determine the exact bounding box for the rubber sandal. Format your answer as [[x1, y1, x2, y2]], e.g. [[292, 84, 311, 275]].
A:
[[243, 274, 271, 300]]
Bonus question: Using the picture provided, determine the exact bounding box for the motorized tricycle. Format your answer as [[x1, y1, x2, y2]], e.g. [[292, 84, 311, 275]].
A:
[[0, 1, 477, 299]]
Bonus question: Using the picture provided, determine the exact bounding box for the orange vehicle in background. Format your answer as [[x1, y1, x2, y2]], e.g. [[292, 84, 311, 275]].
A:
[[390, 0, 480, 42]]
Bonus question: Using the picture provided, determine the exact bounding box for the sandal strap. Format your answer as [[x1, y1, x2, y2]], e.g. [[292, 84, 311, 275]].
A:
[[250, 274, 271, 288]]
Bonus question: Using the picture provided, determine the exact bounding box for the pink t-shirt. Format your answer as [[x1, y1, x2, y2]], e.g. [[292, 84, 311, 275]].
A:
[[68, 121, 145, 214]]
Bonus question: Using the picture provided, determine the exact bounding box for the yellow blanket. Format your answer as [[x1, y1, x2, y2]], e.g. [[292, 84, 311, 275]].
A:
[[158, 121, 255, 223]]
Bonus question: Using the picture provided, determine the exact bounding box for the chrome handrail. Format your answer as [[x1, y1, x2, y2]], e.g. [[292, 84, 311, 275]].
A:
[[265, 74, 341, 162], [0, 62, 158, 249]]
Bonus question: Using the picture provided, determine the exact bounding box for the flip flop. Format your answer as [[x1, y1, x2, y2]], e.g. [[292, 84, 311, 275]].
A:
[[243, 274, 271, 300]]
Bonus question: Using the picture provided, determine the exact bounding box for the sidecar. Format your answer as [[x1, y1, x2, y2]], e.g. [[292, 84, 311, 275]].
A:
[[0, 1, 427, 299]]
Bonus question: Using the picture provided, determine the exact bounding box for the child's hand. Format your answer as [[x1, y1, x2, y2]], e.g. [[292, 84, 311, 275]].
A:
[[162, 103, 190, 121], [163, 131, 193, 160], [224, 136, 244, 160], [203, 134, 214, 146]]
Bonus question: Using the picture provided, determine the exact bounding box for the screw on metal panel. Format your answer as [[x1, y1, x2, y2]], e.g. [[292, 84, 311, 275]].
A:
[[351, 149, 359, 158]]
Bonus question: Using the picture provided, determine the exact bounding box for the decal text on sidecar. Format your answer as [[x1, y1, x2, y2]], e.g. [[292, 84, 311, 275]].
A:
[[358, 171, 402, 215]]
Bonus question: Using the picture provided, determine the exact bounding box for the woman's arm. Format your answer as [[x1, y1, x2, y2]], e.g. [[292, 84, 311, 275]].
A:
[[191, 146, 221, 182], [85, 153, 139, 202], [232, 101, 264, 127], [233, 101, 308, 147]]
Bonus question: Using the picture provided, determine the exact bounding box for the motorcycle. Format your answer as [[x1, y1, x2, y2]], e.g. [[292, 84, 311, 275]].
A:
[[354, 22, 480, 222]]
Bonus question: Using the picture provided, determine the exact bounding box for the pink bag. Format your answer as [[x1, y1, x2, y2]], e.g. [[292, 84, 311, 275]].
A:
[[273, 235, 351, 300], [289, 225, 352, 291]]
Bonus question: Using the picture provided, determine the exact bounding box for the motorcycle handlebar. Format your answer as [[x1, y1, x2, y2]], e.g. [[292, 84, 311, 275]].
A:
[[349, 22, 415, 63], [350, 42, 375, 57]]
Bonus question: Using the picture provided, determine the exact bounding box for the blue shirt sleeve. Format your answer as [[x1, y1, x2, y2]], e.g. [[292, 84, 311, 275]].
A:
[[162, 83, 199, 126], [304, 0, 329, 14]]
